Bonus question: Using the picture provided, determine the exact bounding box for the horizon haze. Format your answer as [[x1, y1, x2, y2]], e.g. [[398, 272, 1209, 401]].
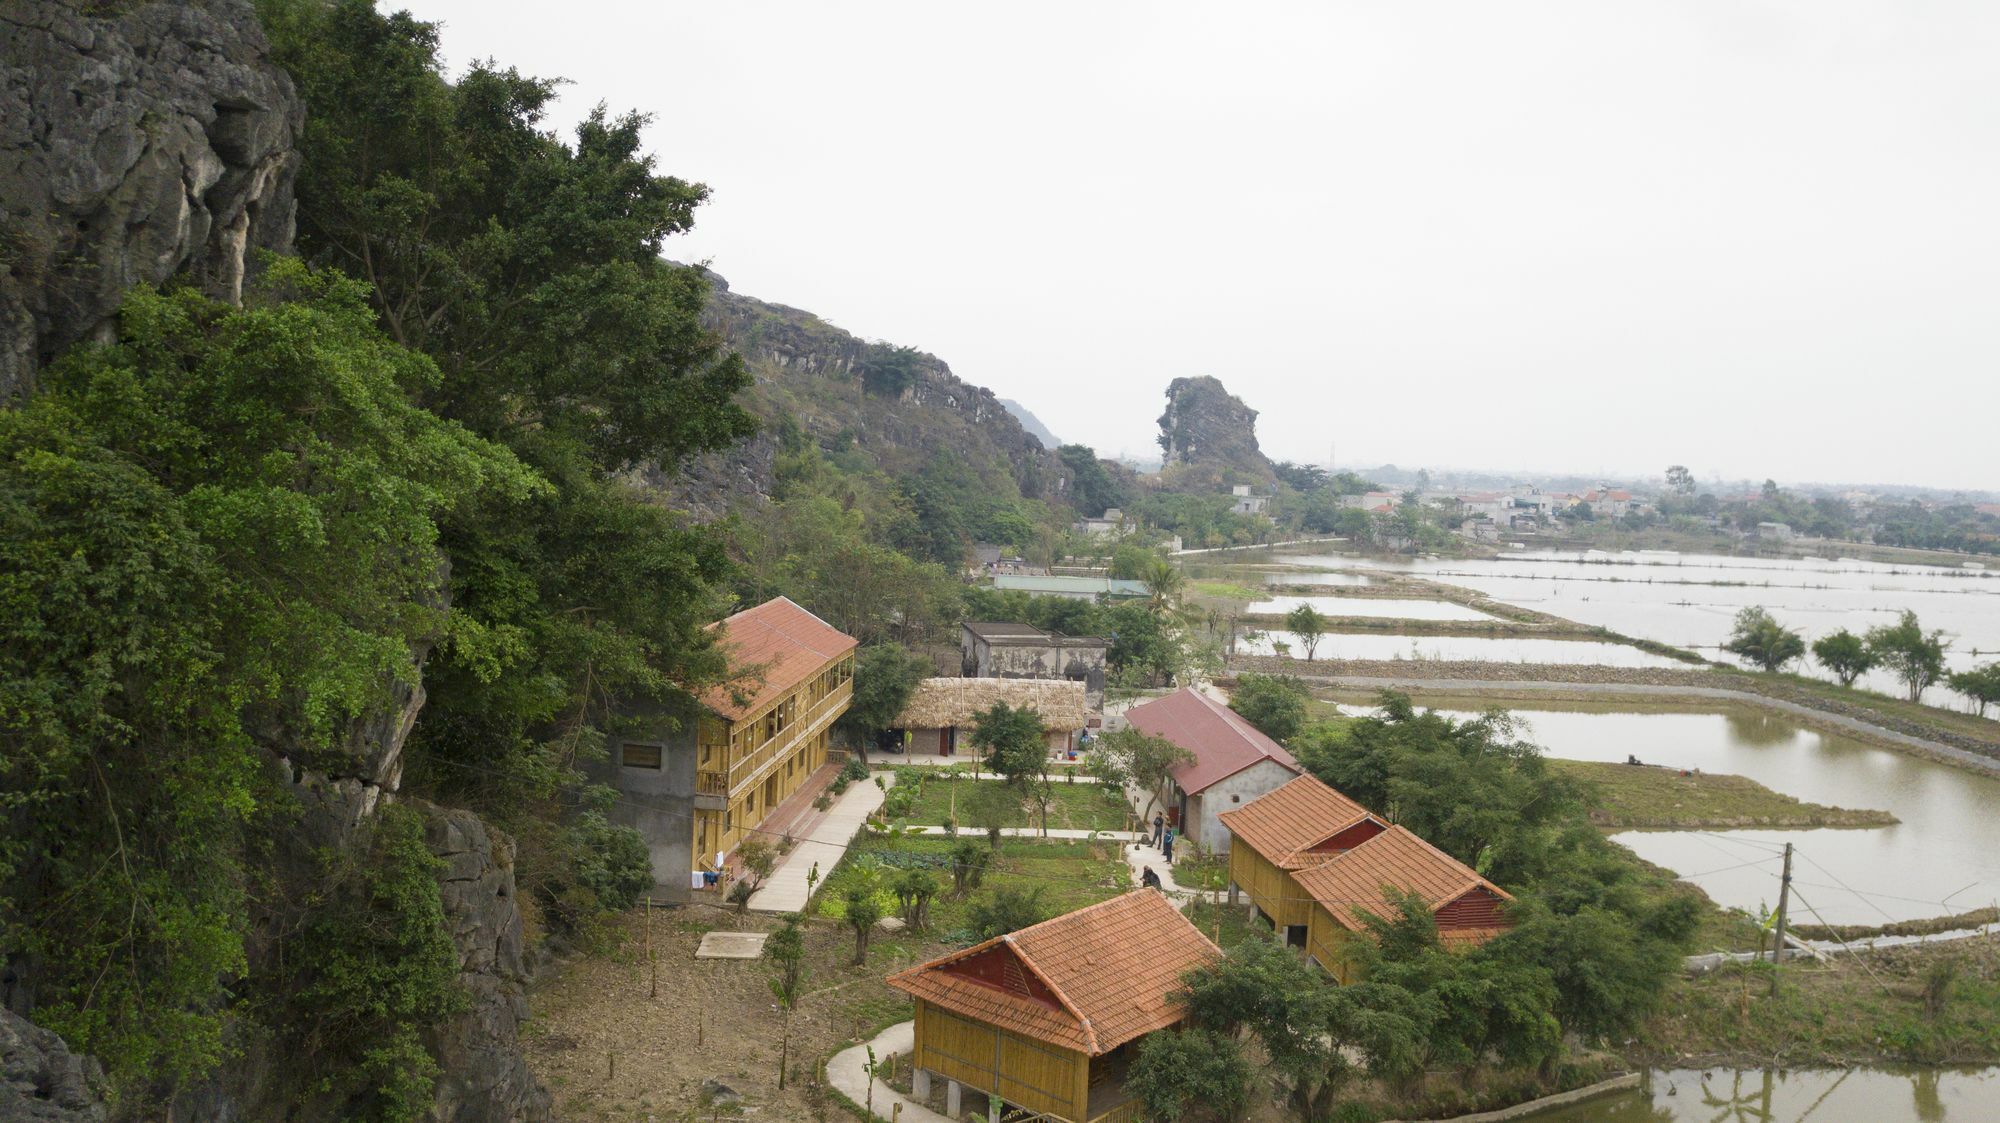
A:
[[396, 0, 2000, 490]]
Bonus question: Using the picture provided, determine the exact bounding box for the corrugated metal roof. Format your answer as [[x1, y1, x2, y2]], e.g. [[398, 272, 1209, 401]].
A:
[[1217, 774, 1376, 868], [1292, 825, 1513, 933], [991, 574, 1150, 598], [1127, 688, 1300, 795], [699, 597, 857, 721], [885, 889, 1220, 1055]]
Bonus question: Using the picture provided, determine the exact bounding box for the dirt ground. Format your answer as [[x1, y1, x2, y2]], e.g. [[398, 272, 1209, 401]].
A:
[[523, 904, 947, 1121]]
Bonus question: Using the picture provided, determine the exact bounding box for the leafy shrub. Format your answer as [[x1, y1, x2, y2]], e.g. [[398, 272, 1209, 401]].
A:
[[968, 887, 1044, 939], [562, 812, 652, 912]]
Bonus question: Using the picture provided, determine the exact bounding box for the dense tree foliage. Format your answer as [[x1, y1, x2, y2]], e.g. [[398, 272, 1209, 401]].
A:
[[1946, 664, 2000, 717], [1059, 443, 1129, 518], [1812, 628, 1877, 687], [0, 271, 528, 1098], [1722, 606, 1806, 672], [1229, 672, 1312, 743], [1866, 610, 1951, 702], [837, 644, 936, 744]]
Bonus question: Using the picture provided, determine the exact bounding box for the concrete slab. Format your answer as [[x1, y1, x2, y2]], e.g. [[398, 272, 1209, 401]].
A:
[[693, 931, 770, 960]]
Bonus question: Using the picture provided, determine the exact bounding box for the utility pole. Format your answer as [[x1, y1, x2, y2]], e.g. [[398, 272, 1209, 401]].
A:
[[1769, 842, 1794, 996]]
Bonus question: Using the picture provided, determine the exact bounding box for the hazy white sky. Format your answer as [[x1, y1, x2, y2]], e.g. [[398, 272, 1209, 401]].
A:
[[395, 1, 1998, 490]]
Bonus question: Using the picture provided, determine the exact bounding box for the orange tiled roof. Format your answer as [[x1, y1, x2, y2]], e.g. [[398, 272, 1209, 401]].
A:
[[1218, 774, 1378, 869], [1127, 687, 1299, 795], [885, 890, 1220, 1055], [1292, 824, 1513, 932], [700, 597, 857, 722]]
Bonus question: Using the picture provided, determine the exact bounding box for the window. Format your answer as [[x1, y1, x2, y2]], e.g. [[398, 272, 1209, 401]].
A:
[[621, 742, 663, 769], [746, 791, 756, 814]]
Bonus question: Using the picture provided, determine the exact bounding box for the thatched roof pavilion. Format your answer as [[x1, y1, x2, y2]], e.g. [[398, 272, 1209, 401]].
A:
[[893, 677, 1089, 731]]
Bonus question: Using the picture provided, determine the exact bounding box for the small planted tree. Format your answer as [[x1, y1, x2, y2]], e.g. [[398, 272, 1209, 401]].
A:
[[972, 702, 1049, 787], [764, 915, 808, 1089], [893, 869, 939, 931], [1285, 604, 1327, 662], [1721, 606, 1805, 673], [1096, 728, 1194, 824], [949, 838, 992, 897], [1127, 1027, 1252, 1122], [1812, 628, 1876, 687], [1867, 610, 1950, 702], [1947, 664, 2000, 718], [969, 886, 1045, 939], [844, 885, 883, 965]]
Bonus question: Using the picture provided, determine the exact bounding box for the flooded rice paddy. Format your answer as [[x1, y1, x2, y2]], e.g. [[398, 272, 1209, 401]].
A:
[[1525, 1065, 2000, 1121], [1238, 630, 1689, 668], [1243, 594, 1498, 621]]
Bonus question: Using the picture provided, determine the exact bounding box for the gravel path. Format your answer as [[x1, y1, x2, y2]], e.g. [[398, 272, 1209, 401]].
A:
[[1301, 674, 2000, 777]]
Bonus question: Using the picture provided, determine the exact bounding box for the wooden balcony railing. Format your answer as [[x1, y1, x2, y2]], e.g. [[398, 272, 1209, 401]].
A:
[[723, 678, 851, 795], [695, 770, 728, 797]]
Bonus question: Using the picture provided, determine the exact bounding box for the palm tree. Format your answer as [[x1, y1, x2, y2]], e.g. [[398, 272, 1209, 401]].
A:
[[1142, 557, 1185, 616]]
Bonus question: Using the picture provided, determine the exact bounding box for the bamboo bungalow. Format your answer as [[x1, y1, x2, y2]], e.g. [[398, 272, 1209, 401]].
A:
[[891, 677, 1090, 759], [1218, 774, 1386, 946], [886, 890, 1220, 1123], [597, 597, 856, 898], [1296, 825, 1514, 981]]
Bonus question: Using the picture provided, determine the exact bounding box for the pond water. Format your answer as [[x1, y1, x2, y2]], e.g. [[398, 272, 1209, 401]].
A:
[[1526, 1066, 2000, 1121], [1244, 595, 1498, 621], [1281, 550, 2000, 708], [1237, 631, 1689, 668], [1421, 702, 2000, 925], [1261, 571, 1376, 587]]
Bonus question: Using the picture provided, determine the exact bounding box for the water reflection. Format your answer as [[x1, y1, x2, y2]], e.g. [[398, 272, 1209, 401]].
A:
[[1428, 705, 2000, 924], [1524, 1067, 2000, 1122]]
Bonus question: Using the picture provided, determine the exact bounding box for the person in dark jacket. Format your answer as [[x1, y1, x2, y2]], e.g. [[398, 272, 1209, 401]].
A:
[[1162, 826, 1176, 862], [1151, 812, 1165, 848], [1141, 867, 1163, 890]]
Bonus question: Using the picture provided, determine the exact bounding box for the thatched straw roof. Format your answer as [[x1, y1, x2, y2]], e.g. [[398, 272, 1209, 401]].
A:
[[894, 677, 1089, 731]]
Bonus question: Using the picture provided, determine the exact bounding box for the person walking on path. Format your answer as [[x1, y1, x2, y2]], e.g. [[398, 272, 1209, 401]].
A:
[[1151, 813, 1165, 849], [1162, 826, 1176, 863]]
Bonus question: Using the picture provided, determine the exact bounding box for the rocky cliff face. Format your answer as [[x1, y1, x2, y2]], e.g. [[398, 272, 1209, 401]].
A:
[[1156, 375, 1275, 486], [666, 267, 1072, 517], [0, 0, 301, 397], [0, 1009, 106, 1122], [1, 5, 548, 1119]]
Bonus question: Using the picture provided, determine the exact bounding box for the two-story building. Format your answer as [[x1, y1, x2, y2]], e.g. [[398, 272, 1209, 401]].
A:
[[961, 622, 1111, 713], [597, 596, 856, 899]]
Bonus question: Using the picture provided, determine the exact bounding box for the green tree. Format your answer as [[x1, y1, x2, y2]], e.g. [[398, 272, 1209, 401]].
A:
[[1058, 444, 1128, 518], [1866, 610, 1951, 702], [1947, 664, 2000, 718], [1285, 604, 1327, 661], [0, 270, 526, 1100], [972, 702, 1049, 786], [893, 868, 940, 931], [1229, 673, 1311, 743], [1143, 556, 1186, 616], [836, 644, 934, 747], [968, 886, 1045, 939], [949, 837, 994, 894], [764, 914, 808, 1089], [1094, 729, 1194, 823], [1127, 1027, 1251, 1122], [1721, 606, 1806, 673], [1665, 464, 1696, 497], [1812, 629, 1877, 688], [844, 885, 883, 965]]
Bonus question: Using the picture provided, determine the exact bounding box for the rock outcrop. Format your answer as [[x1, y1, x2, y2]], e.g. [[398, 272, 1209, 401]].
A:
[[0, 1009, 107, 1123], [665, 266, 1072, 517], [422, 808, 553, 1123], [0, 0, 302, 396], [1156, 375, 1275, 485]]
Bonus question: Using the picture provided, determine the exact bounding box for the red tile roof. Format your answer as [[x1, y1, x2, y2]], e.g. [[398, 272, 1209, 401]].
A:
[[700, 597, 857, 721], [1292, 825, 1513, 933], [1126, 687, 1300, 795], [885, 890, 1220, 1055], [1218, 774, 1378, 869]]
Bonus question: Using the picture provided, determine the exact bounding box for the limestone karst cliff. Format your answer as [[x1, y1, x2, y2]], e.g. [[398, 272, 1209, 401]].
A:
[[0, 0, 301, 397], [1156, 374, 1276, 486]]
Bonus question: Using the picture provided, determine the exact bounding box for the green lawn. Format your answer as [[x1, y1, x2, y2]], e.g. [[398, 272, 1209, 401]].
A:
[[1171, 852, 1229, 892], [900, 775, 1134, 833], [812, 834, 1132, 941], [1185, 899, 1271, 951]]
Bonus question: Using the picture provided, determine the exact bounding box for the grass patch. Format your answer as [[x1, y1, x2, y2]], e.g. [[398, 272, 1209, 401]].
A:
[[814, 834, 1130, 938], [1190, 579, 1265, 601], [1633, 935, 2000, 1065], [1185, 899, 1269, 950], [1171, 852, 1229, 892], [1550, 758, 1899, 830], [900, 775, 1133, 833]]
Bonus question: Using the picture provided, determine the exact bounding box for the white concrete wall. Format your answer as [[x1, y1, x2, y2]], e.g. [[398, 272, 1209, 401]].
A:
[[1184, 759, 1300, 856]]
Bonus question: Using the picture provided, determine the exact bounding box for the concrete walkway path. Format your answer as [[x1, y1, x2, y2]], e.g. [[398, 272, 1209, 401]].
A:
[[825, 1021, 954, 1123], [746, 772, 888, 913], [908, 825, 1141, 841], [1122, 839, 1225, 911]]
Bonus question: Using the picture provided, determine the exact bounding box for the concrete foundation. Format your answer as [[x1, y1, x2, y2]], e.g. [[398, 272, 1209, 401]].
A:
[[946, 1080, 961, 1118], [913, 1069, 931, 1101]]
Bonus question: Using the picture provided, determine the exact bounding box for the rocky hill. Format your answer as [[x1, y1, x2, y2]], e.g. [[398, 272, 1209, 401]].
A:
[[1000, 398, 1062, 449], [1, 4, 544, 1120], [1156, 374, 1275, 487], [665, 268, 1073, 518]]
